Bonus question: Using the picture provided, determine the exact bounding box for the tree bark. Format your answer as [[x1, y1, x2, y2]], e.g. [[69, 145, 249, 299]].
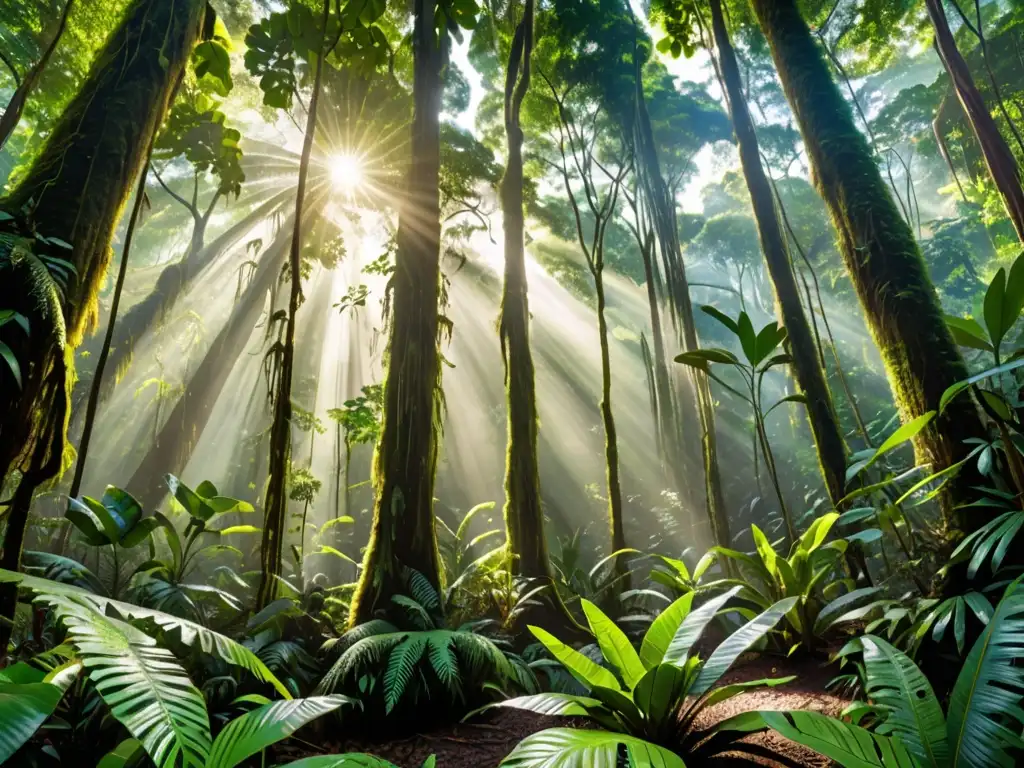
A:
[[0, 0, 205, 602], [348, 0, 445, 625], [709, 0, 846, 506], [749, 0, 986, 531], [926, 0, 1024, 242], [0, 0, 75, 151]]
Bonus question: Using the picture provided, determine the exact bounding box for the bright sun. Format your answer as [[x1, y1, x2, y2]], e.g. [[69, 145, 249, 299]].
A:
[[329, 153, 364, 194]]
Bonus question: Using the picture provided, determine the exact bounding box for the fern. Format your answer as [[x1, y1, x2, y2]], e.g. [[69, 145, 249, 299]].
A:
[[404, 568, 441, 613], [391, 594, 433, 629], [384, 634, 429, 713], [425, 631, 461, 695]]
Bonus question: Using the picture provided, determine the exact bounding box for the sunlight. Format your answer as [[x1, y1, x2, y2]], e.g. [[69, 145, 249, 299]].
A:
[[328, 153, 365, 195]]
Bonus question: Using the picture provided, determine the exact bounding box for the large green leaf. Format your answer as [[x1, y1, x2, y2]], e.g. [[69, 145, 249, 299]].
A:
[[947, 578, 1024, 767], [814, 587, 884, 635], [208, 696, 352, 768], [101, 486, 144, 542], [66, 497, 112, 546], [690, 597, 798, 695], [481, 692, 605, 717], [499, 728, 685, 768], [639, 593, 694, 669], [945, 315, 994, 352], [49, 594, 212, 768], [940, 358, 1024, 413], [632, 663, 688, 726], [581, 599, 645, 688], [528, 625, 621, 692], [758, 710, 916, 767], [662, 586, 741, 666], [0, 679, 71, 762], [859, 636, 947, 768], [0, 569, 290, 698]]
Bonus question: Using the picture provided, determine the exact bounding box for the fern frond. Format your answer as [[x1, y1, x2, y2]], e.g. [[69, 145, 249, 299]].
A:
[[317, 634, 405, 694], [403, 569, 441, 613], [391, 594, 433, 630], [384, 634, 429, 713], [425, 631, 461, 696]]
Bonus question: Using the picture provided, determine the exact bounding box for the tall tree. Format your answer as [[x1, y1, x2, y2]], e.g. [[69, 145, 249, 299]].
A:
[[706, 0, 846, 506], [925, 0, 1024, 243], [0, 0, 207, 648], [542, 75, 632, 588], [498, 0, 578, 631], [348, 0, 450, 624], [746, 0, 986, 528], [255, 0, 331, 611]]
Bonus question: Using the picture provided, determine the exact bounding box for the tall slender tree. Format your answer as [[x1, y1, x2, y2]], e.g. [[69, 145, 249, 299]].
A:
[[707, 0, 846, 506], [747, 0, 986, 529], [925, 0, 1024, 243], [255, 0, 332, 611], [498, 0, 579, 631], [348, 0, 449, 625], [0, 0, 206, 648]]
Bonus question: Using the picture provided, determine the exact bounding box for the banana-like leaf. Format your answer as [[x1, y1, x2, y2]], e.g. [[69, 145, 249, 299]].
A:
[[97, 738, 144, 768], [814, 587, 884, 635], [947, 578, 1024, 767], [0, 678, 72, 762], [0, 569, 291, 698], [581, 599, 645, 688], [859, 636, 947, 768], [499, 727, 685, 768], [475, 692, 604, 718], [50, 594, 212, 768], [690, 597, 798, 695], [639, 593, 694, 669], [208, 695, 353, 768], [528, 625, 621, 692], [662, 586, 741, 666], [759, 710, 916, 767]]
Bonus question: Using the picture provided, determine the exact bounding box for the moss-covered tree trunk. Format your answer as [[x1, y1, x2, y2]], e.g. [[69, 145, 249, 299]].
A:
[[925, 0, 1024, 243], [0, 0, 205, 651], [498, 0, 578, 631], [348, 0, 445, 625], [709, 0, 845, 506], [254, 0, 330, 611], [749, 0, 986, 528]]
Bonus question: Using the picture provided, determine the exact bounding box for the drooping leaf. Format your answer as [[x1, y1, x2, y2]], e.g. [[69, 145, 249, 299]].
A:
[[581, 599, 645, 688], [498, 728, 686, 768]]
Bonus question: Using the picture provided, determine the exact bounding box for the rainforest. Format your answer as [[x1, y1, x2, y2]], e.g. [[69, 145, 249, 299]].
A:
[[3, 0, 1024, 765]]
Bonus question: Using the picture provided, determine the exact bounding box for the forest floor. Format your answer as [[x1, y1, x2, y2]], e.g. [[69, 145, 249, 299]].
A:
[[272, 653, 848, 767]]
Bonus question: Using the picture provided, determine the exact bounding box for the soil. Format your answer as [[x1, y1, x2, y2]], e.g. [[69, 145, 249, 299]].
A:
[[272, 653, 849, 767]]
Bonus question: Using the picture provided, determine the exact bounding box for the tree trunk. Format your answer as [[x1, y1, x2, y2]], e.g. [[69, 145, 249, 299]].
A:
[[0, 0, 75, 151], [594, 272, 629, 590], [498, 0, 578, 632], [926, 0, 1024, 242], [348, 0, 445, 625], [749, 0, 986, 531], [709, 0, 846, 507], [633, 73, 729, 548], [0, 0, 205, 615], [254, 1, 329, 610]]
